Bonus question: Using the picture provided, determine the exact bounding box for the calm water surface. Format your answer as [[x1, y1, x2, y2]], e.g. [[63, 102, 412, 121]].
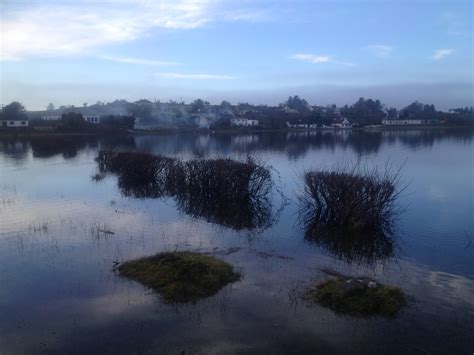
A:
[[0, 129, 473, 354]]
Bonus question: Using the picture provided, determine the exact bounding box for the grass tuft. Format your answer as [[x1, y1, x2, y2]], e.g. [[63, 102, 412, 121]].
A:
[[306, 276, 406, 318], [118, 251, 241, 303]]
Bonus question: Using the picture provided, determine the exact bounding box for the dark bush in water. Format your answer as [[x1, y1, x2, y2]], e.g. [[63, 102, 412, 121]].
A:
[[174, 158, 273, 229], [95, 151, 274, 230], [96, 151, 176, 198], [300, 164, 401, 263]]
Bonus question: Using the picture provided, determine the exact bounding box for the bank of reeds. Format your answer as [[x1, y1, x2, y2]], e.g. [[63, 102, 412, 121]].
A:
[[96, 151, 177, 198], [95, 151, 273, 229], [299, 163, 402, 263], [174, 158, 272, 229]]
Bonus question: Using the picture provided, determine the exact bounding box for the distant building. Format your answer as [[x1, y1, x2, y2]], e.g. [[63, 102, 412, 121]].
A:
[[134, 99, 154, 107], [282, 106, 299, 114], [41, 114, 100, 123], [41, 115, 62, 121], [84, 116, 100, 124], [286, 122, 317, 129], [382, 119, 438, 126], [231, 118, 259, 127], [1, 119, 29, 128], [331, 118, 352, 129]]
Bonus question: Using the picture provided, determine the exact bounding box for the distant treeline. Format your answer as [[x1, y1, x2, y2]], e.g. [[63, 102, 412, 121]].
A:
[[2, 97, 473, 130], [49, 112, 135, 131], [0, 102, 135, 132]]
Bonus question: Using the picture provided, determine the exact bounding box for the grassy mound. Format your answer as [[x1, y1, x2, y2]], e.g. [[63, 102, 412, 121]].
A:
[[118, 251, 241, 303], [306, 276, 406, 317]]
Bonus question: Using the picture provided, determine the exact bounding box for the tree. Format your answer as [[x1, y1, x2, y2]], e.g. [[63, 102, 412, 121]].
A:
[[399, 101, 437, 120], [61, 112, 86, 129], [127, 103, 152, 122], [47, 103, 55, 111], [1, 101, 28, 121], [285, 96, 310, 113], [220, 100, 232, 108], [341, 97, 385, 126], [190, 99, 209, 114], [386, 107, 398, 119], [100, 115, 135, 129]]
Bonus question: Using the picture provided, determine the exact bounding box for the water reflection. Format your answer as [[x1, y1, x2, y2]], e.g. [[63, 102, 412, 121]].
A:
[[304, 227, 395, 264], [0, 137, 29, 164], [132, 129, 473, 159], [1, 129, 472, 164], [0, 128, 473, 354], [30, 136, 98, 159]]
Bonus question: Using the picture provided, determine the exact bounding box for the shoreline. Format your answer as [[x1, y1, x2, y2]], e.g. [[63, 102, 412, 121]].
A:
[[0, 125, 472, 138]]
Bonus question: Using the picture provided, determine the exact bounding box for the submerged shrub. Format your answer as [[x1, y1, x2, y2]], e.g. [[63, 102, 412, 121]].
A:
[[95, 151, 176, 198], [118, 251, 240, 303], [95, 151, 274, 230], [299, 164, 401, 263], [306, 276, 406, 318], [175, 157, 273, 230]]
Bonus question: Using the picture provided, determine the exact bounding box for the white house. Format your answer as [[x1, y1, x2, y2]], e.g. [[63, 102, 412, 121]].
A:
[[84, 116, 100, 124], [42, 114, 100, 123], [231, 118, 259, 127], [382, 119, 438, 126], [286, 122, 317, 129], [41, 115, 62, 121], [1, 120, 29, 128], [331, 118, 352, 129]]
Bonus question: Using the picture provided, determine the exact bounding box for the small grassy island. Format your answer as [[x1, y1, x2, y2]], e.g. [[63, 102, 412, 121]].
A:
[[306, 275, 406, 318], [118, 251, 241, 303]]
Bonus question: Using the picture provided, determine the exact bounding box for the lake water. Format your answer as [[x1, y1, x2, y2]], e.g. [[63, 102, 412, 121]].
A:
[[0, 129, 473, 354]]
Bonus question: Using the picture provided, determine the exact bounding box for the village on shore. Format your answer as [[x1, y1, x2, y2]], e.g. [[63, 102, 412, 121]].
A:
[[1, 96, 472, 132]]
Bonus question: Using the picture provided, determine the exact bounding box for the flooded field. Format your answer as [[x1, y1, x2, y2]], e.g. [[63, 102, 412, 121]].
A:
[[0, 129, 473, 354]]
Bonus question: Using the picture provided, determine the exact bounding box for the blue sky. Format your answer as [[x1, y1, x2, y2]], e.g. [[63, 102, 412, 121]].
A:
[[1, 0, 472, 110]]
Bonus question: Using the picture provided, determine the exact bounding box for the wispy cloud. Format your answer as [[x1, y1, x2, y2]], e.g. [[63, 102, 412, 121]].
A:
[[366, 45, 393, 58], [0, 0, 226, 60], [155, 72, 235, 80], [290, 53, 332, 63], [441, 12, 471, 38], [290, 53, 354, 66], [99, 55, 180, 66], [432, 48, 454, 60]]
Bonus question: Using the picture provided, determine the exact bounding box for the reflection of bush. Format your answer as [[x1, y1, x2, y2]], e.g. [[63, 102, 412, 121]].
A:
[[304, 226, 394, 264], [30, 137, 92, 159], [95, 151, 274, 230], [300, 165, 401, 264]]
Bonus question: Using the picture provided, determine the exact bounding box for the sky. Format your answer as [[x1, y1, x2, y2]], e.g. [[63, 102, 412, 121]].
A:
[[0, 0, 473, 111]]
